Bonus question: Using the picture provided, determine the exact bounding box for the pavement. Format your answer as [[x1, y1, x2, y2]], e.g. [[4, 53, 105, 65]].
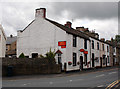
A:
[[2, 66, 120, 88]]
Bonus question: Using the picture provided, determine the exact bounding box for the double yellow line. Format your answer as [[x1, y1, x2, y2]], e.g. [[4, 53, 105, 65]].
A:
[[106, 80, 120, 89]]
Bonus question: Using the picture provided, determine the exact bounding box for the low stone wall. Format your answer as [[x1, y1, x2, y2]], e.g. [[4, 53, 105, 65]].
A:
[[2, 58, 61, 76]]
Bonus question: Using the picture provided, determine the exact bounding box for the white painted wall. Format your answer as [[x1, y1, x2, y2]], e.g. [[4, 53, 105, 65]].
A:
[[0, 25, 6, 58], [90, 38, 100, 67], [66, 34, 90, 71], [99, 41, 111, 67], [17, 17, 66, 56], [17, 15, 91, 71]]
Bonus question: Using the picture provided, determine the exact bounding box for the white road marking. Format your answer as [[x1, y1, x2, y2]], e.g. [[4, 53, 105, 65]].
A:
[[23, 83, 31, 86], [96, 74, 105, 77], [109, 72, 117, 75], [69, 80, 72, 82], [73, 79, 83, 81], [23, 84, 27, 86], [49, 82, 53, 84], [97, 85, 104, 87]]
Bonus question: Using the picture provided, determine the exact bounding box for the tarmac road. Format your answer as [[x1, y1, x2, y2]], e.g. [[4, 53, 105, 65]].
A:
[[2, 67, 120, 88]]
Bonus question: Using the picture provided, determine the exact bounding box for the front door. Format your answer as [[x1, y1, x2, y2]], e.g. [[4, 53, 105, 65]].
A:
[[113, 57, 115, 66], [106, 58, 107, 67], [80, 56, 83, 70], [92, 53, 94, 67], [100, 57, 102, 68]]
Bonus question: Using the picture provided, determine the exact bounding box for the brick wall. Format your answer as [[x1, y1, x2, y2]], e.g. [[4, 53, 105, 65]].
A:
[[2, 58, 61, 76]]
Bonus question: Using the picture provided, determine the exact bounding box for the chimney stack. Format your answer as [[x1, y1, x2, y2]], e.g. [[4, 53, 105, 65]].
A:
[[35, 8, 46, 19], [65, 21, 72, 28], [76, 27, 87, 32], [10, 34, 13, 38], [100, 38, 105, 42]]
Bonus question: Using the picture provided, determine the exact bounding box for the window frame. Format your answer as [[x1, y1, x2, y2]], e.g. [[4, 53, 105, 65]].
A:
[[58, 53, 62, 64], [92, 40, 94, 49], [73, 35, 77, 47], [97, 42, 99, 50], [84, 39, 87, 49], [84, 54, 87, 65], [107, 46, 109, 52], [73, 52, 77, 66], [102, 44, 104, 51]]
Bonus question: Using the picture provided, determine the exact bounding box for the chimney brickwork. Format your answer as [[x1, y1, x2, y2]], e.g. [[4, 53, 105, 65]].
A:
[[35, 8, 46, 19]]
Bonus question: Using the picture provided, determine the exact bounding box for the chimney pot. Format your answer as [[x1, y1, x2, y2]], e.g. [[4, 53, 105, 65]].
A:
[[10, 35, 13, 38], [65, 21, 72, 28], [100, 38, 105, 41]]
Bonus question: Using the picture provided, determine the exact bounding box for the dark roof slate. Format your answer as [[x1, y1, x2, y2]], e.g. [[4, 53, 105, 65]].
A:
[[6, 36, 17, 45], [46, 18, 90, 40], [22, 20, 35, 31]]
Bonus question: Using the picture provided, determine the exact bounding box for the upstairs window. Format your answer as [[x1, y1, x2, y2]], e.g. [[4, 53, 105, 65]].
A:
[[84, 39, 87, 49], [102, 44, 104, 51], [92, 40, 94, 49], [73, 52, 77, 66], [73, 35, 77, 47], [97, 42, 99, 50], [107, 46, 109, 52]]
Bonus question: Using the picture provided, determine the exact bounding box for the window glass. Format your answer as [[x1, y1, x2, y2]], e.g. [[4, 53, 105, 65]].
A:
[[73, 35, 77, 47], [73, 53, 77, 66]]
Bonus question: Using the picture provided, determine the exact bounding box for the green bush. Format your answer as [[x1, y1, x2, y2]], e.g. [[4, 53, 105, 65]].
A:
[[19, 53, 25, 58], [45, 48, 55, 60], [39, 54, 45, 58]]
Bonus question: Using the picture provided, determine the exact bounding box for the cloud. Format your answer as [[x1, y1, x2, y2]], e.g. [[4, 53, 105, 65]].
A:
[[74, 18, 118, 40], [51, 2, 118, 20], [1, 1, 118, 40]]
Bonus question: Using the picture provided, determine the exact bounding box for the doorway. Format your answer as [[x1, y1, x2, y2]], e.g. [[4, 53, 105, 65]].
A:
[[100, 57, 102, 68], [113, 57, 115, 66], [106, 57, 107, 67], [92, 53, 94, 67], [80, 56, 83, 70]]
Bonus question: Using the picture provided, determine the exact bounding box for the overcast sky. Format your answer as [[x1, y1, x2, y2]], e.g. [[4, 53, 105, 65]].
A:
[[0, 0, 119, 40]]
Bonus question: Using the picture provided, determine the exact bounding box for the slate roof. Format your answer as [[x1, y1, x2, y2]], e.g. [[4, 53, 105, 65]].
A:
[[55, 49, 63, 54], [6, 36, 17, 45], [46, 18, 90, 40], [22, 18, 89, 40], [76, 29, 112, 46], [22, 20, 35, 32], [0, 24, 7, 40]]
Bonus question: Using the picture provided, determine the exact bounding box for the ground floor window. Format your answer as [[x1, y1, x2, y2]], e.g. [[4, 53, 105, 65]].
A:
[[84, 54, 87, 65], [32, 53, 38, 58], [107, 56, 109, 63], [95, 57, 99, 63], [73, 52, 77, 66], [103, 55, 106, 65]]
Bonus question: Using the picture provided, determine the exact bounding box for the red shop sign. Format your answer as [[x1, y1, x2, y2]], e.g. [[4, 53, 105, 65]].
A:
[[84, 51, 88, 54], [80, 49, 84, 52], [58, 41, 66, 46]]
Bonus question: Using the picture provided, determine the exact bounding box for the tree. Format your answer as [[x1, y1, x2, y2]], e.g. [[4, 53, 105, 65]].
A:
[[19, 53, 25, 58], [45, 48, 55, 60], [115, 35, 120, 43]]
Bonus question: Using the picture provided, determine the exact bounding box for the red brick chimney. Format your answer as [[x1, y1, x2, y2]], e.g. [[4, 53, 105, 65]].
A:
[[35, 8, 46, 18], [100, 38, 105, 41], [65, 21, 72, 28]]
